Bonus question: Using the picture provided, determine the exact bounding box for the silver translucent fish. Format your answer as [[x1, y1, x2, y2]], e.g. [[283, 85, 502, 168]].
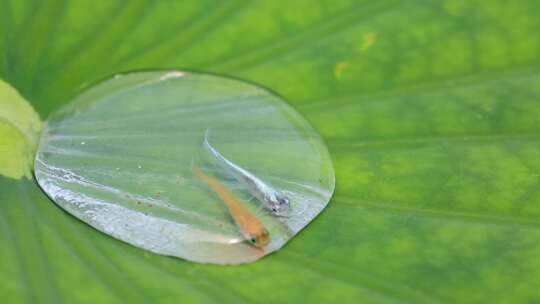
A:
[[203, 130, 291, 216]]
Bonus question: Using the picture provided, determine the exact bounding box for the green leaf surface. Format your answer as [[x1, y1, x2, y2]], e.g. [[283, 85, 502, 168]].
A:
[[1, 0, 540, 303]]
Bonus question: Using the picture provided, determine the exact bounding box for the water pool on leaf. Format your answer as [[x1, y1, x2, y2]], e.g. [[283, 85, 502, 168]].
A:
[[34, 71, 335, 264]]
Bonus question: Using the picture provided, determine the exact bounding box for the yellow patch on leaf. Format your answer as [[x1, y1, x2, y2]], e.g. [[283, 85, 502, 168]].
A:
[[334, 61, 349, 79], [0, 79, 42, 179], [360, 32, 378, 51]]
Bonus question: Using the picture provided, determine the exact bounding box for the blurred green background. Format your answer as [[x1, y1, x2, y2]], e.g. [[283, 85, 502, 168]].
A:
[[2, 0, 540, 303]]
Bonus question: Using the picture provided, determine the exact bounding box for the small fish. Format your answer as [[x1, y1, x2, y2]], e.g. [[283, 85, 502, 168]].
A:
[[192, 166, 270, 248], [203, 130, 291, 216]]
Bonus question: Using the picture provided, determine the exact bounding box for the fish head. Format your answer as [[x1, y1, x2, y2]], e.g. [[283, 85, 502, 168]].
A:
[[249, 229, 270, 248], [268, 192, 291, 215]]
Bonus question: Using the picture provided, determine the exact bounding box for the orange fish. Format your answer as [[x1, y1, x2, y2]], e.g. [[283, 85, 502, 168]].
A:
[[193, 166, 270, 248]]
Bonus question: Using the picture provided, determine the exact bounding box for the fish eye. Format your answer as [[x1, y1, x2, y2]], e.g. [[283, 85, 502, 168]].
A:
[[272, 207, 277, 212], [278, 196, 290, 206]]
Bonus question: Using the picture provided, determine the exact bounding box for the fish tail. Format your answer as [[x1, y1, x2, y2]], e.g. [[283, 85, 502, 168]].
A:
[[204, 128, 211, 142], [192, 166, 240, 213], [203, 128, 224, 160], [192, 165, 211, 185], [203, 128, 212, 150], [192, 166, 228, 199]]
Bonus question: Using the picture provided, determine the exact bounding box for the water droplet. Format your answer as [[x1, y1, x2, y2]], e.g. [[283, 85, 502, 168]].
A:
[[34, 70, 335, 264], [160, 71, 186, 81]]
